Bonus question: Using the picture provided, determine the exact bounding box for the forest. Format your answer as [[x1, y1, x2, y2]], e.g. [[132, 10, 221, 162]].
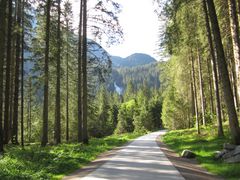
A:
[[1, 0, 240, 179], [159, 0, 240, 177], [160, 0, 240, 143], [0, 0, 162, 178]]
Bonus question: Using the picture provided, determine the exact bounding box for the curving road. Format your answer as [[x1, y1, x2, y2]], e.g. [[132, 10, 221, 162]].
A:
[[64, 131, 184, 180]]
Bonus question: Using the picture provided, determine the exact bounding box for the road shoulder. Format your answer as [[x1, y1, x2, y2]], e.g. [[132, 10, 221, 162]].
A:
[[62, 141, 132, 180], [156, 135, 224, 180]]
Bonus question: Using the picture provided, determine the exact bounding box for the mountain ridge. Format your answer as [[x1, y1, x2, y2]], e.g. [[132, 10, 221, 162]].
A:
[[111, 53, 157, 68]]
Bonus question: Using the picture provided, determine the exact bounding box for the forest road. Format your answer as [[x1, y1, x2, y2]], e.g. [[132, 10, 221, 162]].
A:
[[63, 130, 185, 180]]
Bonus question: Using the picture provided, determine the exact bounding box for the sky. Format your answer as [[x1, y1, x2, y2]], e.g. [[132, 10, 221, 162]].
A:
[[71, 0, 160, 60]]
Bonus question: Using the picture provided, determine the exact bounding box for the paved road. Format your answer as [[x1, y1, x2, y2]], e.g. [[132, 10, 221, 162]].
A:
[[65, 131, 184, 180]]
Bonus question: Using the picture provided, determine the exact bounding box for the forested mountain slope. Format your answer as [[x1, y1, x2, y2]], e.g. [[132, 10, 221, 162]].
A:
[[108, 62, 161, 93], [111, 53, 157, 68]]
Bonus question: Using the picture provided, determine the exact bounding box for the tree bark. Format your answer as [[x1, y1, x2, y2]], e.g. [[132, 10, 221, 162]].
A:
[[207, 57, 214, 115], [27, 77, 32, 142], [202, 0, 224, 137], [54, 0, 61, 145], [12, 0, 22, 145], [191, 55, 200, 134], [66, 19, 69, 142], [228, 0, 240, 111], [4, 0, 13, 144], [78, 0, 83, 143], [206, 0, 240, 144], [82, 0, 88, 144], [41, 0, 51, 147], [191, 72, 195, 128], [0, 0, 7, 152], [197, 49, 206, 126], [21, 0, 25, 147]]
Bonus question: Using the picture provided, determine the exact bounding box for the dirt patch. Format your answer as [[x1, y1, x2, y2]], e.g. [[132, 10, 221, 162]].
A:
[[156, 136, 224, 180]]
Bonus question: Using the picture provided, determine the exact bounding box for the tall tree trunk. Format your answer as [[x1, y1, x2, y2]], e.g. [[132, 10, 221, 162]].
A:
[[82, 0, 88, 144], [191, 72, 195, 128], [207, 57, 214, 115], [0, 0, 7, 153], [21, 0, 25, 147], [66, 19, 69, 142], [54, 0, 61, 145], [12, 0, 22, 145], [197, 49, 206, 126], [202, 0, 224, 137], [10, 3, 18, 140], [27, 77, 32, 142], [191, 55, 200, 134], [228, 0, 240, 111], [41, 0, 51, 147], [78, 0, 83, 143], [4, 0, 13, 144], [206, 0, 240, 144]]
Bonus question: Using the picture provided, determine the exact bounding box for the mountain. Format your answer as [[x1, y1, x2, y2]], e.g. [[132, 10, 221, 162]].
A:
[[108, 62, 161, 94], [111, 53, 157, 68]]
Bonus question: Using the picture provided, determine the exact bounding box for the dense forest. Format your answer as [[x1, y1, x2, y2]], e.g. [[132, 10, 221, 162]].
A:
[[108, 62, 161, 92], [159, 0, 240, 145], [1, 0, 240, 178], [0, 0, 162, 157]]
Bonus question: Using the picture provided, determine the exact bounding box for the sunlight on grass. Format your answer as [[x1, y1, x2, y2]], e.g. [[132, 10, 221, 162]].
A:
[[0, 132, 143, 180], [162, 126, 240, 180]]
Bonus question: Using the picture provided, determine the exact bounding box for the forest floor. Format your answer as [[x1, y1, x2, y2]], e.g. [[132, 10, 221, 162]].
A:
[[162, 126, 240, 180], [0, 133, 143, 180]]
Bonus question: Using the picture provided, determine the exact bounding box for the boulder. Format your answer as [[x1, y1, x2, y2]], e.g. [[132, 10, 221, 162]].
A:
[[222, 150, 234, 160], [224, 154, 240, 163], [223, 143, 237, 151], [181, 150, 196, 158], [233, 146, 240, 156], [214, 150, 227, 159]]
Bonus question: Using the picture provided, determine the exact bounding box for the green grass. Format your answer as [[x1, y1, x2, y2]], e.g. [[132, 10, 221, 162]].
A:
[[162, 126, 240, 180], [0, 132, 143, 180]]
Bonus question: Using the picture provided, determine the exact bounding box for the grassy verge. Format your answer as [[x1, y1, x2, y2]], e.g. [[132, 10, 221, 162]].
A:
[[162, 126, 240, 180], [0, 132, 143, 180]]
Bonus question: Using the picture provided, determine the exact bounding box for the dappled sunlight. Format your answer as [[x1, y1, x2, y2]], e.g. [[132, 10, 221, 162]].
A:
[[80, 131, 184, 180]]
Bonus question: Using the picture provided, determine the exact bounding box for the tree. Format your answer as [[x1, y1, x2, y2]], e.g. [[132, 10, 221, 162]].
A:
[[63, 0, 73, 142], [197, 49, 206, 126], [202, 0, 224, 137], [82, 0, 88, 144], [191, 54, 200, 134], [12, 0, 23, 145], [21, 0, 25, 147], [42, 0, 51, 147], [54, 0, 61, 145], [124, 80, 135, 101], [206, 0, 240, 144], [228, 0, 240, 110], [77, 0, 83, 143], [115, 100, 135, 134], [0, 0, 7, 152], [4, 0, 13, 144]]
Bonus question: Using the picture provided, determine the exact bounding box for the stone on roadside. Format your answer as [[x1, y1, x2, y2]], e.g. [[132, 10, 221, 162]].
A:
[[214, 150, 227, 159], [222, 150, 234, 159], [233, 146, 240, 156], [224, 154, 240, 163], [181, 150, 196, 158], [223, 143, 237, 151]]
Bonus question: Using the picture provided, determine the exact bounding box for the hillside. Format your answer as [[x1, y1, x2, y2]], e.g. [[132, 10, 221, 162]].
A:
[[108, 62, 161, 93], [111, 53, 157, 68]]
